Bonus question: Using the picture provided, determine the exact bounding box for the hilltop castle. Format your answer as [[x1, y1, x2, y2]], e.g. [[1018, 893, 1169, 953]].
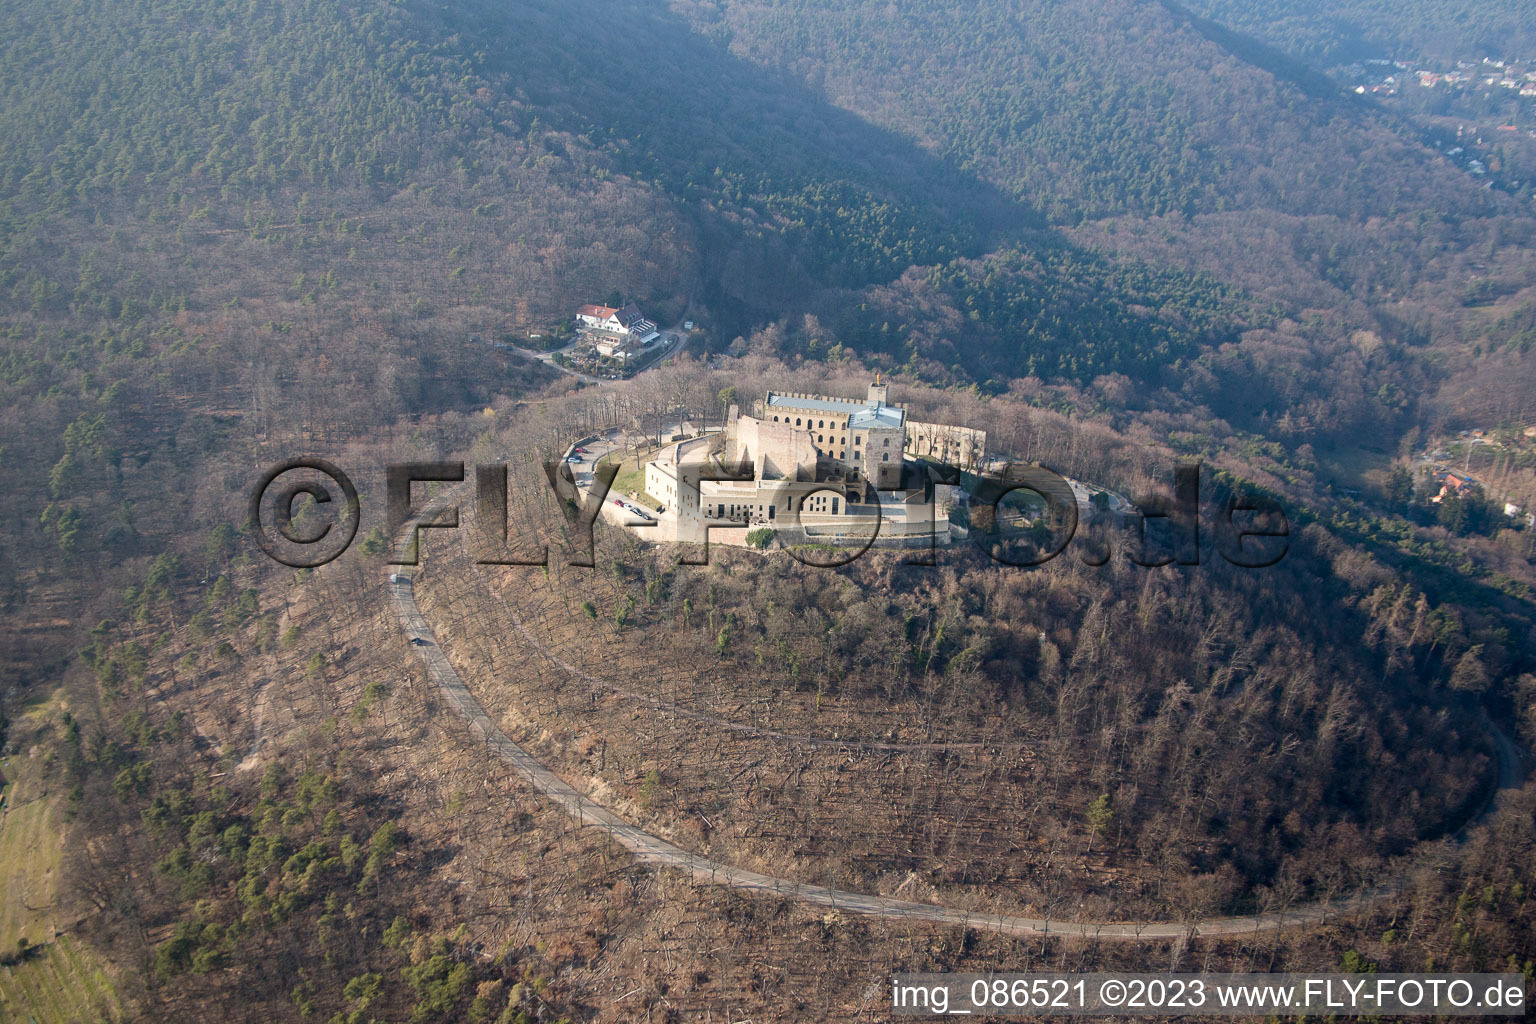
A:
[[635, 381, 984, 547]]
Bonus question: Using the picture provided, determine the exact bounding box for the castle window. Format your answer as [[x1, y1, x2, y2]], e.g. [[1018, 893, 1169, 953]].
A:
[[882, 453, 889, 462], [796, 418, 802, 426]]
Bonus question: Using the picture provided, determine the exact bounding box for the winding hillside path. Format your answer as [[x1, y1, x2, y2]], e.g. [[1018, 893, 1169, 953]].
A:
[[390, 558, 1525, 942]]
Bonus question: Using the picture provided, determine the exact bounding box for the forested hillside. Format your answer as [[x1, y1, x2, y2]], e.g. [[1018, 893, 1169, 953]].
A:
[[681, 0, 1501, 223], [1180, 0, 1536, 65], [0, 0, 1277, 588], [3, 0, 1532, 707], [676, 0, 1536, 449], [12, 0, 1531, 492], [2, 1, 1535, 1018]]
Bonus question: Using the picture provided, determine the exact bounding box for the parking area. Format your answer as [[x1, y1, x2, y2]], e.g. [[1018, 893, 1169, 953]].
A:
[[563, 421, 699, 520]]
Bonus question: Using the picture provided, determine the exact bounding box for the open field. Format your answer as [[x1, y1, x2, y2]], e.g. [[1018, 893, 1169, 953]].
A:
[[0, 695, 123, 1023], [0, 710, 64, 954], [0, 782, 56, 951], [0, 936, 124, 1024]]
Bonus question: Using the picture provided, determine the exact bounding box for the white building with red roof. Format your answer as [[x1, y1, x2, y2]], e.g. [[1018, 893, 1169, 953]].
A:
[[576, 302, 655, 338]]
